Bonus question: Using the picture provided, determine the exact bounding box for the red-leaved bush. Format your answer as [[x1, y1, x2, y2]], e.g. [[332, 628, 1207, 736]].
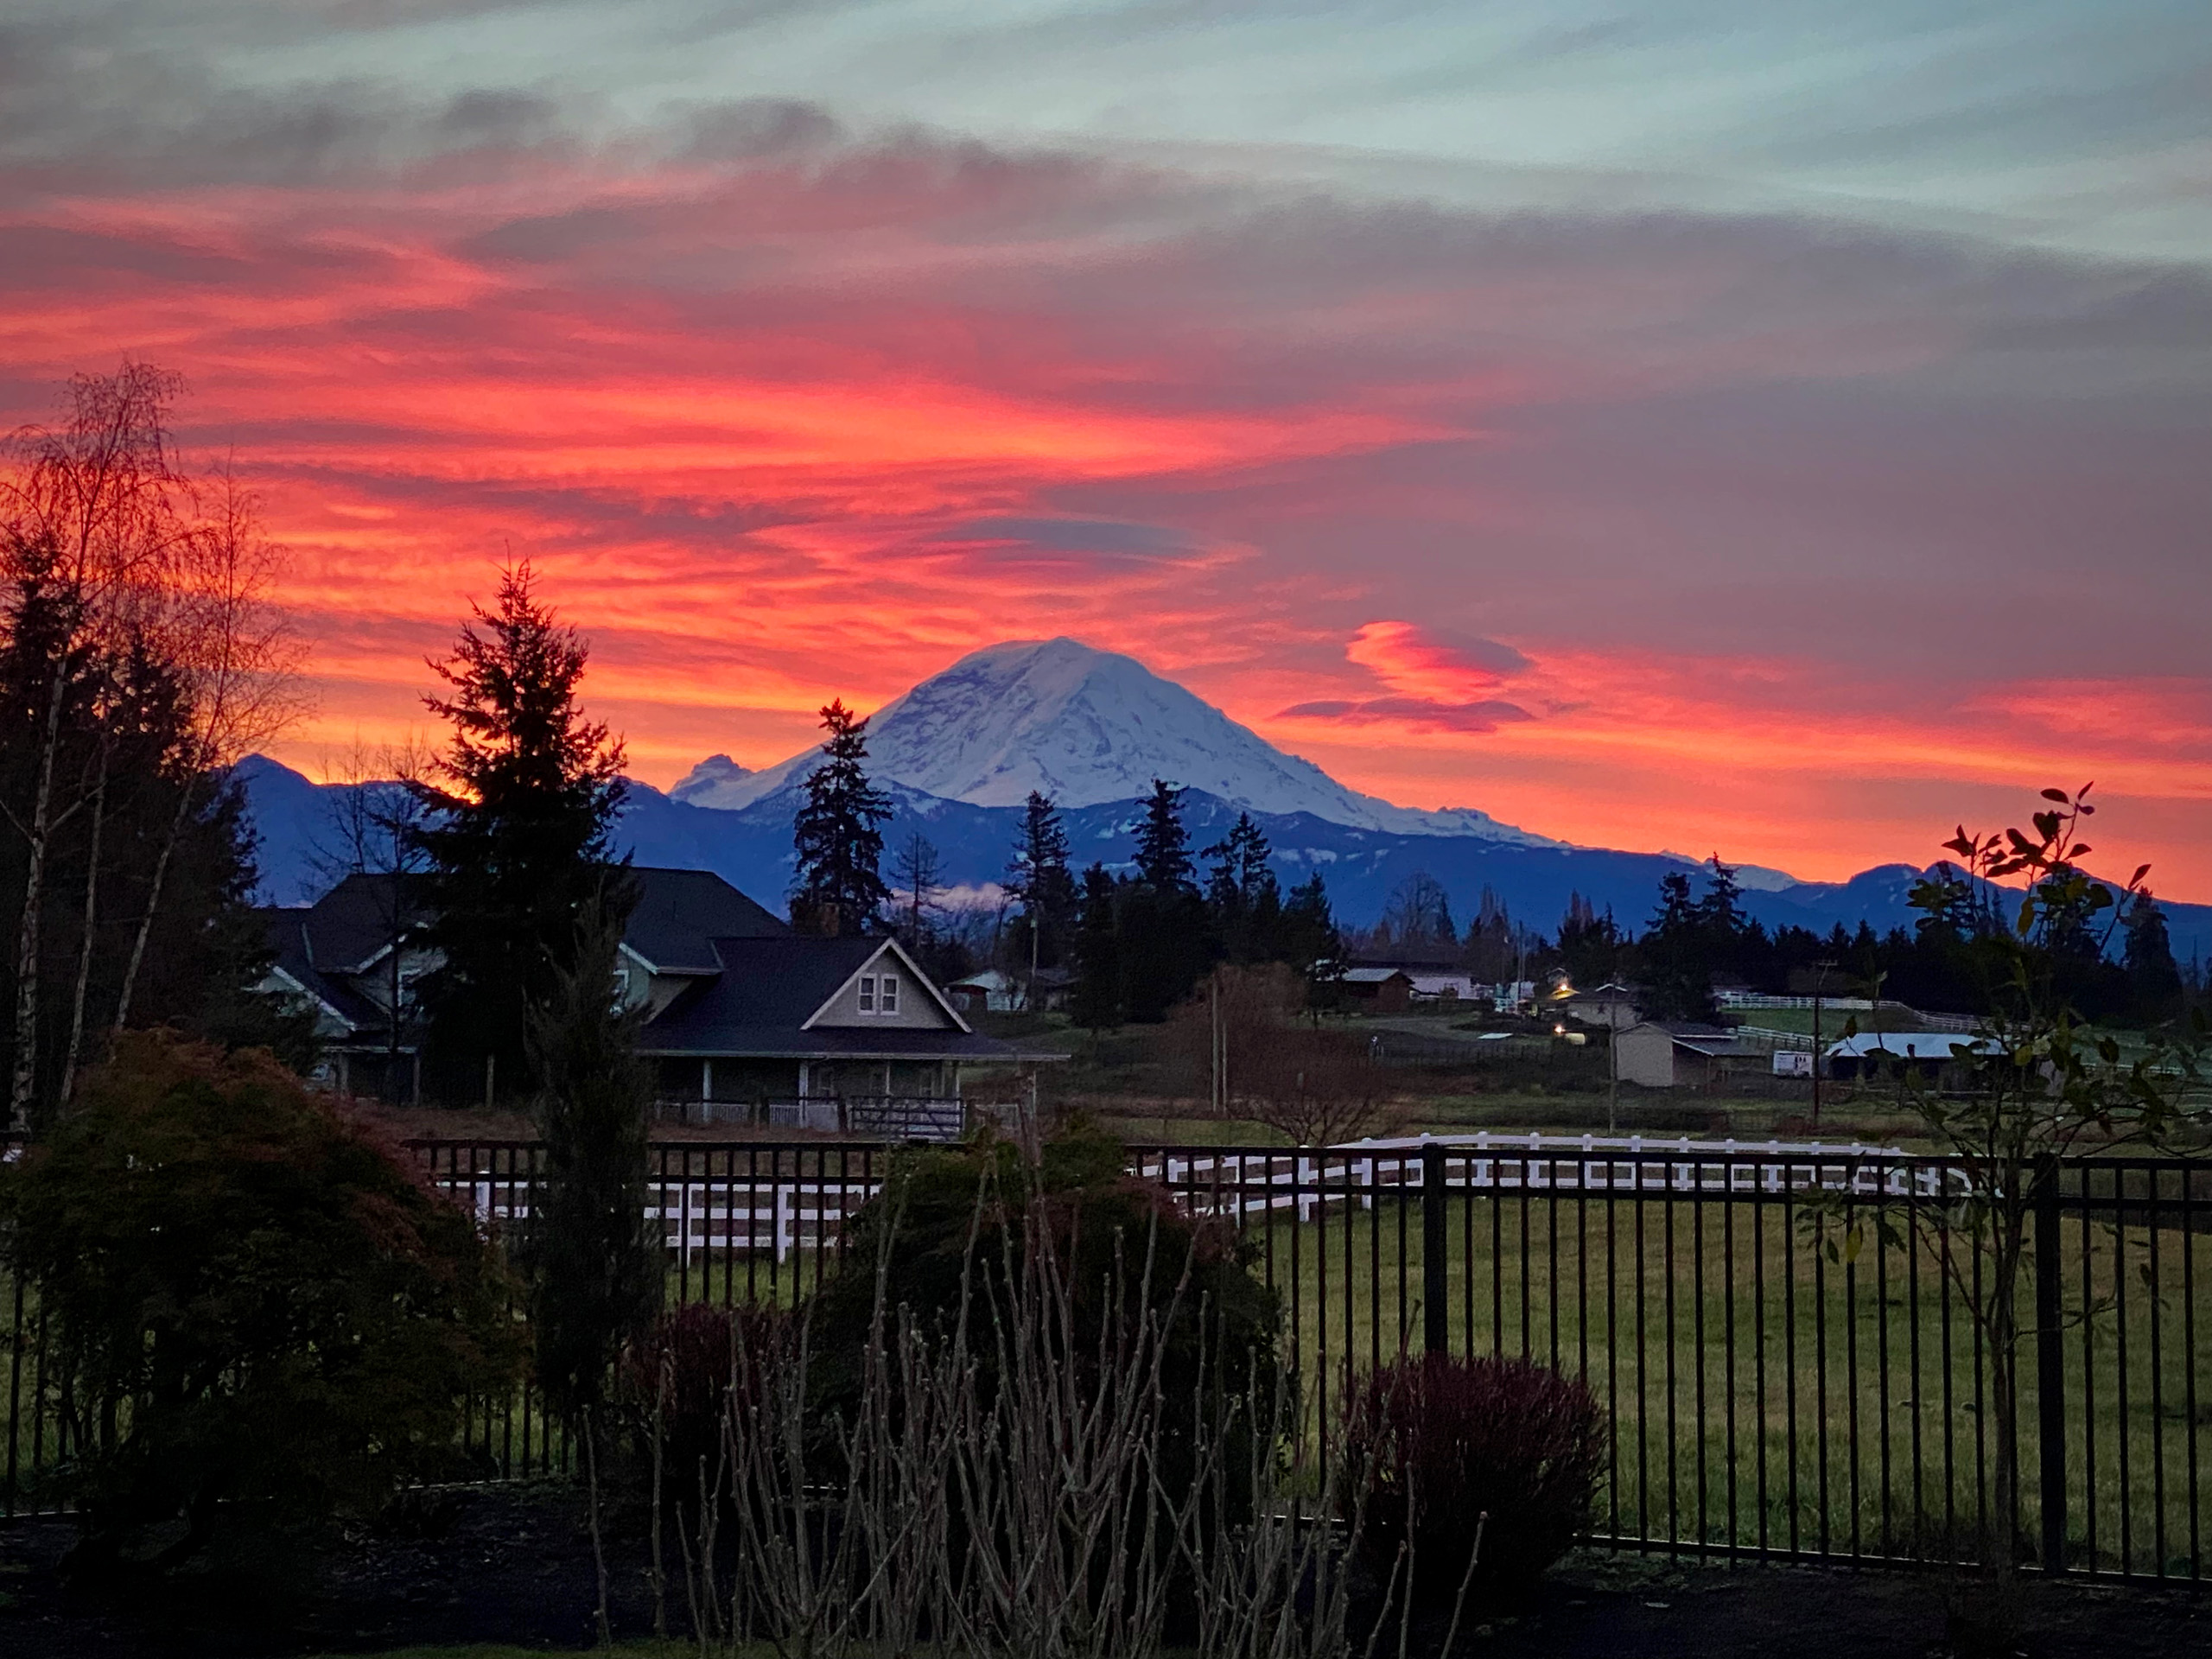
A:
[[620, 1301, 792, 1500], [1340, 1353, 1606, 1602]]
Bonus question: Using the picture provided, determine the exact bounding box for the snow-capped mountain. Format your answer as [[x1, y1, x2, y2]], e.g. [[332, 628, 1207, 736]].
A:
[[671, 638, 1558, 845]]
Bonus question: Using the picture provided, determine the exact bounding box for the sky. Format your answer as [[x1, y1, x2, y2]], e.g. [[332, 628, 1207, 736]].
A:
[[3, 1, 2209, 897]]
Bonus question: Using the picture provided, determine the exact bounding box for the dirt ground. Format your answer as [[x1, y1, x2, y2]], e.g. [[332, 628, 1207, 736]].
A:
[[4, 1485, 2205, 1658]]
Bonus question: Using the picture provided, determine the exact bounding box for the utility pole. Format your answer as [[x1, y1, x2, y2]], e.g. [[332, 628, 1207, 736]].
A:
[[1210, 969, 1224, 1117], [1607, 1011, 1620, 1134], [1810, 958, 1835, 1130]]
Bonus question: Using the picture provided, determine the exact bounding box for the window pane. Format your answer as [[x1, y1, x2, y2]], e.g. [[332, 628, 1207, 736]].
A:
[[882, 975, 899, 1014], [858, 974, 874, 1012]]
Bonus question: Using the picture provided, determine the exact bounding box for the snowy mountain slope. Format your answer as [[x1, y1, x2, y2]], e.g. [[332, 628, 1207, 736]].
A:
[[671, 638, 1557, 845]]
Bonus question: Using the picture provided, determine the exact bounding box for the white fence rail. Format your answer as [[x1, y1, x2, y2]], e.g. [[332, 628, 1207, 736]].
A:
[[429, 1131, 1970, 1264]]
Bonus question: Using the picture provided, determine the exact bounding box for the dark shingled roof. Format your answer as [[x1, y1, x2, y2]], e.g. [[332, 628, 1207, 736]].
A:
[[292, 872, 432, 975], [257, 906, 390, 1032], [624, 867, 788, 971], [639, 935, 1053, 1062]]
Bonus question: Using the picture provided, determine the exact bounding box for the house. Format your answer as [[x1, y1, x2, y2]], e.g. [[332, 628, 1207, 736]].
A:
[[1824, 1031, 1997, 1087], [1614, 1020, 1764, 1089], [1338, 967, 1415, 1014], [262, 867, 1067, 1131], [1406, 972, 1478, 1004], [1565, 982, 1641, 1032], [943, 965, 1073, 1015], [257, 873, 437, 1100]]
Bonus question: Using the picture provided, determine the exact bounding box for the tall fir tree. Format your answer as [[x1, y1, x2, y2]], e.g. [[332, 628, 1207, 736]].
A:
[[1203, 811, 1279, 961], [1120, 780, 1209, 1020], [790, 698, 891, 937], [1637, 869, 1717, 1021], [413, 562, 628, 1103], [1069, 862, 1124, 1030], [1133, 779, 1195, 894], [1006, 791, 1077, 973], [520, 890, 661, 1435], [2121, 893, 2183, 1026]]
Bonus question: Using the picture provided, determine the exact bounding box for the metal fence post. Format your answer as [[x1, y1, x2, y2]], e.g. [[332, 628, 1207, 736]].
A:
[[1423, 1141, 1448, 1356], [2034, 1154, 2067, 1575]]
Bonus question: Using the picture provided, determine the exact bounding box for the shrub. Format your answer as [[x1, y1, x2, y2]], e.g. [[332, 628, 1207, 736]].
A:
[[1340, 1352, 1606, 1603], [620, 1300, 792, 1501], [806, 1124, 1281, 1499], [0, 1033, 521, 1574]]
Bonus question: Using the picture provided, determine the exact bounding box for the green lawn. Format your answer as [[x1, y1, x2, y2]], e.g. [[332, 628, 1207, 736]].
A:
[[1231, 1185, 2210, 1575]]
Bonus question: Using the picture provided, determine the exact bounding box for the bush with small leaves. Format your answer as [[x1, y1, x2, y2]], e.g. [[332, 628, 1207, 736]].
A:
[[1341, 1352, 1606, 1603], [0, 1033, 521, 1577]]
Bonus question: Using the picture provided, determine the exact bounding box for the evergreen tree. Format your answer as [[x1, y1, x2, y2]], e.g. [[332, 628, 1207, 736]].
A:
[[1556, 891, 1624, 991], [1281, 870, 1343, 1011], [1119, 780, 1209, 1019], [790, 698, 892, 937], [519, 890, 661, 1435], [1637, 869, 1716, 1021], [413, 562, 627, 1102], [1006, 791, 1077, 972], [2121, 893, 2183, 1026], [1694, 855, 1746, 940], [1694, 855, 1768, 987], [1133, 779, 1196, 894], [1069, 863, 1124, 1030], [1203, 811, 1279, 960]]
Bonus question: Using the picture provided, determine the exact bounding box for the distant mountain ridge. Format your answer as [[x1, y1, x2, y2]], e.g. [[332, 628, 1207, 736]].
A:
[[233, 758, 2212, 972]]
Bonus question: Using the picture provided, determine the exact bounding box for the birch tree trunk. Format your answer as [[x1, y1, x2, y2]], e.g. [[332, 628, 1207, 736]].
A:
[[9, 665, 79, 1130], [59, 744, 110, 1107]]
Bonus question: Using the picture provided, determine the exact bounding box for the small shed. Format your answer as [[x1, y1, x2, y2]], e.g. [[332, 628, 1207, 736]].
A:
[[1615, 1020, 1764, 1089]]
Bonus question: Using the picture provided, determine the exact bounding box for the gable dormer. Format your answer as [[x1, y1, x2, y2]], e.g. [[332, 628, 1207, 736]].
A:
[[805, 938, 967, 1033]]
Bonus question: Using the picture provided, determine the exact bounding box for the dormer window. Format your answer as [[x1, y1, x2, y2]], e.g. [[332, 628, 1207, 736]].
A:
[[880, 974, 899, 1015], [858, 975, 876, 1014]]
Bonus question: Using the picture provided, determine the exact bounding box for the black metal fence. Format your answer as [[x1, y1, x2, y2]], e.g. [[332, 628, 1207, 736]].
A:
[[6, 1135, 2207, 1585]]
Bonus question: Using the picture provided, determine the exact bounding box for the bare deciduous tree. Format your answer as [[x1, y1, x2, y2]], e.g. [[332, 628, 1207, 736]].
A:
[[111, 464, 306, 1035], [310, 738, 435, 1101], [1243, 1027, 1396, 1147], [3, 365, 189, 1129]]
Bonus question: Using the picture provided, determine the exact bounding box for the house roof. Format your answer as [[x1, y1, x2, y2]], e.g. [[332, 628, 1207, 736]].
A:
[[623, 867, 788, 971], [637, 934, 1058, 1062], [257, 906, 391, 1035], [292, 872, 433, 976], [1827, 1033, 1999, 1061], [1624, 1020, 1761, 1058], [1568, 982, 1638, 1001], [1342, 967, 1415, 985]]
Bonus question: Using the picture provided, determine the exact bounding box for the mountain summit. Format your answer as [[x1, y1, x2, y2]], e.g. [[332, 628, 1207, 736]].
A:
[[671, 637, 1556, 843]]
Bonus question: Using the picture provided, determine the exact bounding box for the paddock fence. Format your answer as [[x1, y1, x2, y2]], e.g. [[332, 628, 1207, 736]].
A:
[[4, 1135, 2206, 1586]]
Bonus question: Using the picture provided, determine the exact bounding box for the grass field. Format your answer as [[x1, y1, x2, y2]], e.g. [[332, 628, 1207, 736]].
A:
[[1229, 1185, 2211, 1577]]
